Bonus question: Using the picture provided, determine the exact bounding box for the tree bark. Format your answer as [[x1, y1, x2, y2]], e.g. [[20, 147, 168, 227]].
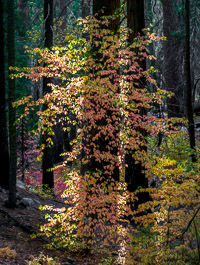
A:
[[0, 0, 10, 190], [60, 0, 67, 31], [82, 0, 91, 19], [88, 0, 120, 182], [17, 0, 28, 28], [162, 0, 182, 117], [126, 0, 149, 208], [127, 0, 145, 41], [42, 0, 54, 190], [93, 0, 120, 32], [185, 0, 196, 162], [7, 0, 17, 207]]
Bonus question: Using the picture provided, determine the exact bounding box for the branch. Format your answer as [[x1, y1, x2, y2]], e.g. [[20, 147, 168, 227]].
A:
[[182, 206, 200, 238]]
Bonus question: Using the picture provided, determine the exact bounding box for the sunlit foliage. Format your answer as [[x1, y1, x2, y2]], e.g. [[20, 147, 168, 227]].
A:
[[13, 14, 200, 265]]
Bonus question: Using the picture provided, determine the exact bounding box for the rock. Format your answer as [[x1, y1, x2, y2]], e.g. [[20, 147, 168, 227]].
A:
[[16, 179, 26, 189], [18, 198, 35, 208], [33, 198, 41, 206], [0, 187, 8, 194], [65, 257, 76, 264], [16, 193, 22, 200]]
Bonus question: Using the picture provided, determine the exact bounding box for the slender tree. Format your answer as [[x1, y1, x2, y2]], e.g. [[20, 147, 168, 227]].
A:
[[0, 0, 10, 190], [42, 0, 54, 190], [7, 0, 17, 207]]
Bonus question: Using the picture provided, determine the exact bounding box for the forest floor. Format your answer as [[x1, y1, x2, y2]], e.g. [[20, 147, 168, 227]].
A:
[[0, 181, 101, 265]]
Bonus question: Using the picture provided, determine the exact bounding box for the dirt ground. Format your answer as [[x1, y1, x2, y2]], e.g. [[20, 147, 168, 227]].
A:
[[0, 182, 101, 265]]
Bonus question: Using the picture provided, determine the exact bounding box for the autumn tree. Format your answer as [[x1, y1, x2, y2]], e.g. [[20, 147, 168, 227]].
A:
[[0, 0, 10, 190]]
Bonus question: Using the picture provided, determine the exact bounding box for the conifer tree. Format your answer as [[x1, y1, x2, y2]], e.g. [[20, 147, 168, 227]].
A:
[[42, 0, 54, 190], [7, 0, 17, 207], [0, 0, 10, 190], [126, 0, 149, 207]]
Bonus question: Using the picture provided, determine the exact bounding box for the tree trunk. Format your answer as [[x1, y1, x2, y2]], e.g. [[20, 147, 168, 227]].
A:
[[42, 0, 54, 191], [60, 0, 67, 31], [127, 0, 145, 41], [126, 0, 149, 208], [185, 0, 196, 162], [82, 0, 91, 18], [88, 0, 120, 182], [44, 0, 53, 48], [8, 0, 17, 207], [93, 0, 120, 32], [0, 0, 10, 190], [162, 0, 182, 117], [17, 0, 28, 28]]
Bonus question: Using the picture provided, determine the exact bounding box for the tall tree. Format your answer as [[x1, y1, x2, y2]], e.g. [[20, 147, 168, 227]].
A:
[[162, 0, 183, 117], [127, 0, 145, 42], [0, 0, 10, 190], [42, 0, 54, 190], [17, 0, 28, 28], [93, 0, 120, 32], [88, 0, 120, 181], [60, 0, 67, 31], [7, 0, 17, 207], [82, 0, 90, 19], [185, 0, 196, 161], [126, 0, 149, 207]]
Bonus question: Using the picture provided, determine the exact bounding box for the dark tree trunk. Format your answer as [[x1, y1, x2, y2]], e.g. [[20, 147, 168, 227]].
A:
[[127, 0, 145, 41], [8, 0, 17, 207], [42, 0, 54, 190], [185, 0, 196, 162], [60, 0, 67, 31], [126, 0, 149, 208], [82, 0, 91, 18], [17, 0, 28, 28], [0, 0, 10, 190], [52, 124, 64, 165], [88, 0, 120, 182], [44, 0, 53, 48], [93, 0, 120, 32], [162, 0, 182, 117], [21, 119, 25, 181]]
